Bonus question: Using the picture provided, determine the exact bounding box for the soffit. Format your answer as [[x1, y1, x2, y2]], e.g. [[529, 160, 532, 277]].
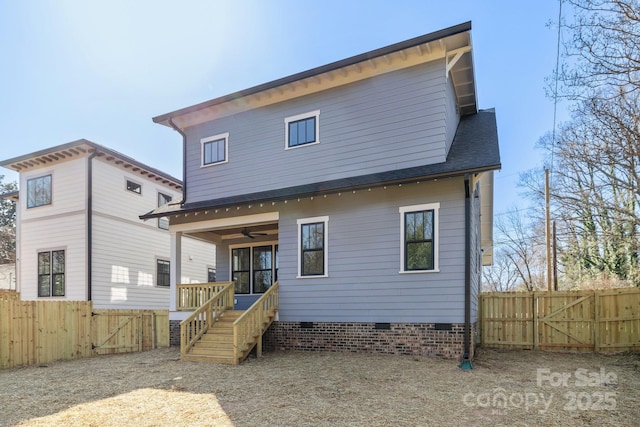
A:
[[154, 23, 476, 129], [0, 140, 182, 190]]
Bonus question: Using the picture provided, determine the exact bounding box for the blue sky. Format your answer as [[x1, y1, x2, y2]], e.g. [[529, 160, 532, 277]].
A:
[[0, 0, 567, 216]]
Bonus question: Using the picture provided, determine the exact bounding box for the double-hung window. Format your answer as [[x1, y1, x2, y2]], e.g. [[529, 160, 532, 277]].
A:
[[400, 203, 440, 273], [27, 175, 52, 208], [285, 110, 320, 149], [201, 132, 229, 166], [156, 259, 170, 287], [297, 216, 329, 277], [38, 250, 65, 297]]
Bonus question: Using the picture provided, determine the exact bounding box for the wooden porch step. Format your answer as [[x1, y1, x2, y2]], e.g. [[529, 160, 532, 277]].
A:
[[182, 353, 236, 364]]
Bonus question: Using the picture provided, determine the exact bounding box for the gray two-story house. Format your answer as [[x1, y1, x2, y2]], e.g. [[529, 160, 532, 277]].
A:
[[142, 22, 500, 364]]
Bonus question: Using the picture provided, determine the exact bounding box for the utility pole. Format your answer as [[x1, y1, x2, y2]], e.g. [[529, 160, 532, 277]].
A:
[[546, 168, 552, 292], [553, 220, 558, 291]]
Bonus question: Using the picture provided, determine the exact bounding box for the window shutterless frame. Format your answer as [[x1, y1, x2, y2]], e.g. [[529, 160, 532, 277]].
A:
[[156, 258, 170, 287], [201, 132, 229, 167], [297, 216, 329, 278], [399, 203, 440, 273], [37, 249, 65, 297], [27, 174, 52, 208], [285, 110, 320, 150], [126, 179, 142, 195]]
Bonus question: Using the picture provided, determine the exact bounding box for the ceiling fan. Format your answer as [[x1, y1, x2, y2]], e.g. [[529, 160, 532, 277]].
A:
[[241, 227, 268, 239]]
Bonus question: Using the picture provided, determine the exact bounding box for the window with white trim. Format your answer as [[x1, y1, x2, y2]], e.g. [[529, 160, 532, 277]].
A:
[[285, 110, 319, 149], [400, 203, 440, 273], [201, 132, 229, 166], [297, 216, 329, 277], [38, 250, 65, 297], [27, 175, 52, 208]]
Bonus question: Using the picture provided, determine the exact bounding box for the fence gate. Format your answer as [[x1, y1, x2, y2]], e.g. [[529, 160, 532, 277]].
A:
[[480, 288, 640, 352], [91, 310, 145, 355], [536, 292, 595, 351]]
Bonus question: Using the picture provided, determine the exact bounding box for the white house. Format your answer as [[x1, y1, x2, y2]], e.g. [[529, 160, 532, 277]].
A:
[[0, 139, 216, 309]]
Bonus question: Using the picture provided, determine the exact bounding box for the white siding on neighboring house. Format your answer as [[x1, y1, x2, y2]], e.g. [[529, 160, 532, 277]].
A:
[[90, 158, 215, 309], [17, 157, 88, 300]]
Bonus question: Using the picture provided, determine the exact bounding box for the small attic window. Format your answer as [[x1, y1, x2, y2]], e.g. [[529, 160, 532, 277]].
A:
[[126, 180, 142, 194]]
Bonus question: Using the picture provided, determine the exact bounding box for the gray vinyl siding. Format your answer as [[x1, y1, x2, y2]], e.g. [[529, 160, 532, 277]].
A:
[[212, 178, 467, 323], [184, 60, 449, 204], [444, 77, 460, 153]]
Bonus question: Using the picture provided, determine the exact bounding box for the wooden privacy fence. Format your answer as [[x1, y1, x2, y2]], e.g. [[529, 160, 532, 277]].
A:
[[0, 300, 169, 369], [480, 288, 640, 352]]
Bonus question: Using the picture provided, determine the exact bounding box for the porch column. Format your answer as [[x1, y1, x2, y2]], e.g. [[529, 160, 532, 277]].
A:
[[170, 231, 182, 312]]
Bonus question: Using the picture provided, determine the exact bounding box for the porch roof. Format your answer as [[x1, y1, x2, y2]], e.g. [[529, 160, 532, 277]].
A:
[[140, 109, 500, 220]]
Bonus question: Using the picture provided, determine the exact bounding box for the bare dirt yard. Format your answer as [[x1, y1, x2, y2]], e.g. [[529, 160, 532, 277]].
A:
[[1, 347, 639, 426]]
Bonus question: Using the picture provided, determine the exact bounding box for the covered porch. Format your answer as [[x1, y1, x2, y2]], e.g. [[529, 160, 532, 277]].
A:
[[167, 210, 281, 364]]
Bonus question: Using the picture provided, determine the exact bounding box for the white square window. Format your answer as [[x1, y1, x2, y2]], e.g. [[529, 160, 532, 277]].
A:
[[201, 132, 229, 167], [399, 203, 440, 273], [285, 110, 320, 149], [297, 216, 329, 278]]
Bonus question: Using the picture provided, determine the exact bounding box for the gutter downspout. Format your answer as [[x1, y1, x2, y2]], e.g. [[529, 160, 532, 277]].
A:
[[87, 150, 98, 301], [168, 118, 187, 206], [460, 174, 473, 370]]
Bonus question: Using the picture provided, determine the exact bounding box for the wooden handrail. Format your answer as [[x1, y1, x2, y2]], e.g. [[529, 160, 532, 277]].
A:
[[177, 282, 232, 311], [179, 282, 234, 358], [232, 282, 279, 363]]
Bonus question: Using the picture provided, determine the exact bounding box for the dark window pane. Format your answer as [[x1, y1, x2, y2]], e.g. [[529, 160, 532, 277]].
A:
[[232, 248, 250, 271], [38, 252, 50, 275], [302, 223, 323, 250], [52, 274, 65, 296], [252, 246, 273, 293], [404, 210, 435, 270], [27, 175, 52, 208], [203, 138, 226, 165], [126, 180, 141, 194], [253, 246, 272, 269], [306, 118, 315, 143], [289, 122, 298, 146], [406, 242, 433, 270], [253, 271, 272, 293], [233, 272, 250, 294], [52, 250, 65, 274], [157, 259, 170, 287], [288, 116, 317, 147], [38, 275, 50, 297], [302, 251, 324, 275], [207, 268, 216, 282]]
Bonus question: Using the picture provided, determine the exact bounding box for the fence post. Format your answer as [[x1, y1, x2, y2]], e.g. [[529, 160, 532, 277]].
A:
[[533, 292, 539, 350], [594, 291, 600, 353]]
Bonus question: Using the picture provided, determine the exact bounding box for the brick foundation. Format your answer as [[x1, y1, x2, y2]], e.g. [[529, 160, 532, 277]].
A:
[[169, 320, 181, 347], [264, 321, 478, 360]]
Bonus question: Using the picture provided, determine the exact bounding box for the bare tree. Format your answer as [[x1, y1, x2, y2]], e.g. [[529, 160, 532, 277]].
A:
[[486, 208, 547, 291], [560, 0, 640, 99]]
